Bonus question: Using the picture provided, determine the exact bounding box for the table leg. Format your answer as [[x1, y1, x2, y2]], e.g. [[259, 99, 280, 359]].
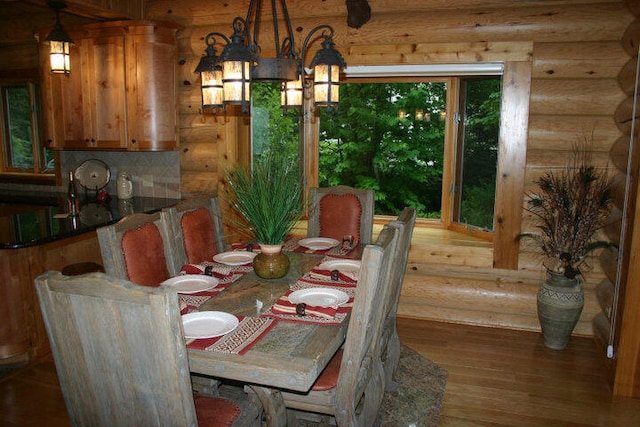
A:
[[248, 385, 287, 427]]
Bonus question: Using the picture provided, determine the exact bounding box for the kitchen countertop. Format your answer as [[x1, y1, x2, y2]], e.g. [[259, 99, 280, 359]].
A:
[[0, 191, 180, 249]]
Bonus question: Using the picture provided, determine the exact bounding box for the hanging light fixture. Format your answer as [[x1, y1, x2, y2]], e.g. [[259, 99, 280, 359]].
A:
[[194, 32, 229, 110], [197, 0, 346, 114], [305, 26, 346, 110], [45, 1, 74, 74]]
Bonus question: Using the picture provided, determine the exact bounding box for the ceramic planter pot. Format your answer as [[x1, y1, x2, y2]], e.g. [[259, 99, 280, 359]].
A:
[[537, 270, 584, 350], [252, 243, 290, 279]]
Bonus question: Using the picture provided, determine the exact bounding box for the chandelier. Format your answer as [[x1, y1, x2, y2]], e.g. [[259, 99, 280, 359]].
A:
[[195, 0, 346, 113]]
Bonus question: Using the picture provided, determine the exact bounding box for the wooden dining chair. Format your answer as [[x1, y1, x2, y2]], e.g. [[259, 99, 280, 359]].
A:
[[97, 212, 179, 287], [161, 197, 227, 267], [379, 207, 417, 390], [280, 225, 399, 426], [307, 185, 375, 245], [35, 271, 263, 427]]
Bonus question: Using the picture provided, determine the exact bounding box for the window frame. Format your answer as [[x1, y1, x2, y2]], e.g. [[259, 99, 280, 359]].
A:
[[237, 60, 531, 269], [0, 76, 58, 185], [310, 60, 532, 269]]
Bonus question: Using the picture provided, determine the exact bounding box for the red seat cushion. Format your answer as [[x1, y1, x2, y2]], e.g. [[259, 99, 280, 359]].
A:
[[318, 194, 362, 241], [193, 394, 242, 427], [181, 207, 219, 264], [311, 348, 343, 391], [121, 222, 170, 287]]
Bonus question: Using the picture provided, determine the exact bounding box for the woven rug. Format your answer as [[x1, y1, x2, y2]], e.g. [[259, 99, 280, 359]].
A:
[[297, 343, 448, 426], [377, 344, 448, 426]]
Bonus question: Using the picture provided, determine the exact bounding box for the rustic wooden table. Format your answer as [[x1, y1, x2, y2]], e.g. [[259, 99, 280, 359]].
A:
[[186, 251, 349, 426]]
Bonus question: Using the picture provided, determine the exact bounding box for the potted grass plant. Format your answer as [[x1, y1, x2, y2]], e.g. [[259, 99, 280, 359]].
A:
[[520, 144, 613, 350], [224, 154, 304, 279]]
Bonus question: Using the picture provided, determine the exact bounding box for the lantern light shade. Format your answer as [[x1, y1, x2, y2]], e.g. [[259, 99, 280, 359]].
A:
[[281, 76, 303, 109], [219, 18, 256, 112], [194, 32, 229, 110], [308, 32, 346, 110], [45, 1, 74, 74]]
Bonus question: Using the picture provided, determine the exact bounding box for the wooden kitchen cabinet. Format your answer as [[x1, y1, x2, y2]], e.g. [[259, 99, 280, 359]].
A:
[[38, 21, 181, 151]]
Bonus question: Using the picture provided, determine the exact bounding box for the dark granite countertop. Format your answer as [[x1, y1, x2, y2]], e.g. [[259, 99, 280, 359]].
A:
[[0, 191, 180, 249]]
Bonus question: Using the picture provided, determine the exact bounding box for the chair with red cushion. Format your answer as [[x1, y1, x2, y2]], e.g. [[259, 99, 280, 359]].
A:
[[97, 212, 178, 287], [161, 197, 227, 267], [280, 225, 399, 426], [307, 185, 375, 245], [36, 271, 262, 427]]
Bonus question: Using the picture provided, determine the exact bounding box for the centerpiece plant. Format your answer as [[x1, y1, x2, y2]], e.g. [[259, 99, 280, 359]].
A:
[[520, 143, 614, 350], [225, 154, 304, 279]]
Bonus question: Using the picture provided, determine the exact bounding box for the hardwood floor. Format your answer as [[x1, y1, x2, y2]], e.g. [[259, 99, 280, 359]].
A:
[[398, 318, 640, 426], [2, 318, 640, 426]]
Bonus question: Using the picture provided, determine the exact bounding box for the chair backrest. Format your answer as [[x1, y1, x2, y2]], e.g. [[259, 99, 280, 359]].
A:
[[161, 197, 227, 267], [334, 225, 398, 426], [378, 207, 416, 389], [307, 185, 375, 245], [383, 207, 417, 323], [97, 212, 177, 286], [35, 271, 198, 427]]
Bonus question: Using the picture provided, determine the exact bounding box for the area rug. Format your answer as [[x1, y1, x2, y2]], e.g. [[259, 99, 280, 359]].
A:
[[377, 344, 448, 426], [296, 343, 448, 426]]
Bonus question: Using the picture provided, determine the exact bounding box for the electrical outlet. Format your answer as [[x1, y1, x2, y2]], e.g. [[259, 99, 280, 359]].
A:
[[142, 175, 153, 188]]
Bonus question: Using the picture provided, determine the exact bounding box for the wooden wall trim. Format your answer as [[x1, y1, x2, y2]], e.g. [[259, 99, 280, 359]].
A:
[[495, 61, 532, 269]]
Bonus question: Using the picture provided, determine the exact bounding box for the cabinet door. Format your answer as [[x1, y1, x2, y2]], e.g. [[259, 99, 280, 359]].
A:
[[38, 39, 89, 149], [85, 35, 128, 150], [125, 25, 178, 151]]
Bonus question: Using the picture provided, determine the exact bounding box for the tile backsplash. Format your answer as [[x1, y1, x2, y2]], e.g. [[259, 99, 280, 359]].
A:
[[0, 151, 181, 199]]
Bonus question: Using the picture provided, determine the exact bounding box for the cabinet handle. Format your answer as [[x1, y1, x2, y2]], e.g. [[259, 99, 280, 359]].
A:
[[85, 138, 90, 143], [131, 139, 137, 144]]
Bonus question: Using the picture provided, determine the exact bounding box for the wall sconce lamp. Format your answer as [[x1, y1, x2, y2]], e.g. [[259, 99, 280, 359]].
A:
[[45, 1, 74, 74]]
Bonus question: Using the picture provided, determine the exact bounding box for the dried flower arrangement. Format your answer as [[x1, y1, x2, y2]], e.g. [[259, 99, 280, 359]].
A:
[[520, 144, 614, 278]]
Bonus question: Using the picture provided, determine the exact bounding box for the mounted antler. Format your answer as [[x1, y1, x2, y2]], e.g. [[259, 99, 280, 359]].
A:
[[346, 0, 371, 29]]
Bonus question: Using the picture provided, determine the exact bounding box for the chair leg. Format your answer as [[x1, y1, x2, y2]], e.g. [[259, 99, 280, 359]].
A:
[[191, 373, 221, 396], [384, 329, 402, 391]]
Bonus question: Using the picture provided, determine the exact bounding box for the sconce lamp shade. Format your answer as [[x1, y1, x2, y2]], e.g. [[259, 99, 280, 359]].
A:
[[309, 36, 346, 109], [45, 2, 74, 74]]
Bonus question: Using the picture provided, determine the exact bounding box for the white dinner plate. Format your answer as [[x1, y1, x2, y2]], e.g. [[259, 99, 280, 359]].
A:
[[213, 251, 257, 266], [288, 288, 349, 307], [161, 275, 218, 294], [182, 311, 239, 339], [298, 237, 340, 251], [318, 259, 361, 273]]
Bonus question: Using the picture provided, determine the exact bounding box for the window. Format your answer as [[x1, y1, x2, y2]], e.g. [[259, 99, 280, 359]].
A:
[[318, 76, 501, 235], [250, 82, 300, 172], [239, 61, 532, 269], [0, 81, 55, 182]]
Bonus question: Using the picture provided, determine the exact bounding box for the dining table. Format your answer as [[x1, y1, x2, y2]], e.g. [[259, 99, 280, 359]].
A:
[[177, 238, 361, 426]]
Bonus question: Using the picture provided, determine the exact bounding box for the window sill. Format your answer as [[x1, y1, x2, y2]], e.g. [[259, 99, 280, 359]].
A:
[[0, 173, 57, 186]]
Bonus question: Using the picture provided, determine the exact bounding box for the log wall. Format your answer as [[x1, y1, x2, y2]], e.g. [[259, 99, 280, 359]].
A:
[[145, 0, 632, 335]]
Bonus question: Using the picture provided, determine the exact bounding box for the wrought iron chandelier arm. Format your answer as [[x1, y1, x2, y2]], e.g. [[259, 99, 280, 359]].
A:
[[204, 32, 230, 47], [300, 25, 335, 69]]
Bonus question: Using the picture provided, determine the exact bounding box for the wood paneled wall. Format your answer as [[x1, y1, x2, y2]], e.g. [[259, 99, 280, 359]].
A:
[[146, 0, 632, 193], [144, 3, 638, 396]]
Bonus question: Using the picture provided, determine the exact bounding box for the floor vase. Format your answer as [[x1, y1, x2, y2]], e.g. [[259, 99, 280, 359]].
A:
[[537, 270, 584, 350], [253, 243, 290, 279]]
